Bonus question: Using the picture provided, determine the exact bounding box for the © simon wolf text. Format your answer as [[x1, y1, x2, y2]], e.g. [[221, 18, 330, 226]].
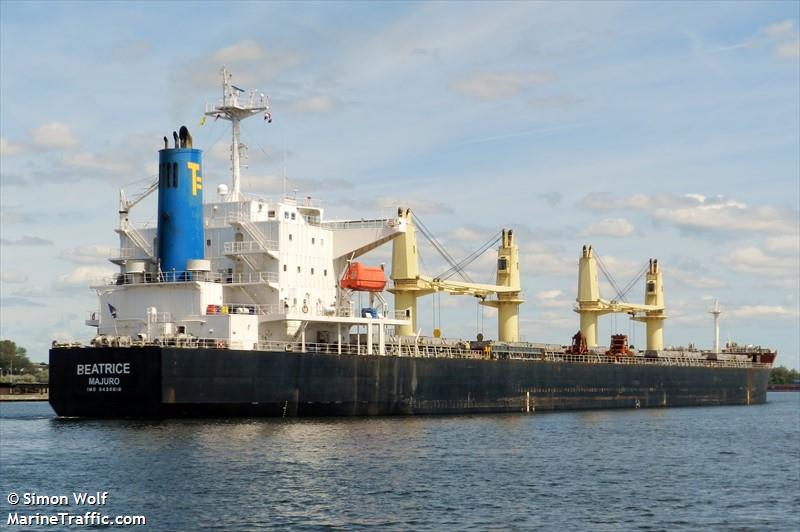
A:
[[6, 491, 147, 527]]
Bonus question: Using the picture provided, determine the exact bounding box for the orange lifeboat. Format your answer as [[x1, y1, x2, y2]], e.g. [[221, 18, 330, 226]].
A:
[[340, 262, 386, 292]]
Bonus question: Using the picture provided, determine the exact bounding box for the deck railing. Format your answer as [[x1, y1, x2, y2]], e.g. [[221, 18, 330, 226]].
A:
[[249, 341, 767, 367], [321, 219, 393, 230], [538, 351, 767, 368], [254, 341, 485, 359], [228, 271, 279, 285], [97, 270, 279, 286], [60, 335, 771, 369], [223, 240, 278, 254]]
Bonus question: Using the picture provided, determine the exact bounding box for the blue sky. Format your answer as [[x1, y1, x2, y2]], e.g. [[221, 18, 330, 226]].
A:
[[1, 1, 798, 368]]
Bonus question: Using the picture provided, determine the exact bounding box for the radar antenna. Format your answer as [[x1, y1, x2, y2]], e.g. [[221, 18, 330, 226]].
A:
[[204, 66, 270, 200]]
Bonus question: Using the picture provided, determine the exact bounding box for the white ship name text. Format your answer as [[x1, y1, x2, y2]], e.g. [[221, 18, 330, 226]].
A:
[[76, 363, 130, 376]]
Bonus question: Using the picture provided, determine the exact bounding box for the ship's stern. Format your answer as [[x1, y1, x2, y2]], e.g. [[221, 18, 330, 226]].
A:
[[49, 346, 162, 417]]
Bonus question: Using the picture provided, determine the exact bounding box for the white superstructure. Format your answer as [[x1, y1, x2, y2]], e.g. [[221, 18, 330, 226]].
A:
[[89, 68, 411, 352]]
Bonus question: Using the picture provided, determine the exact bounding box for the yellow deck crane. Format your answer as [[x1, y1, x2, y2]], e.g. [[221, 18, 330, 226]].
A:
[[575, 245, 666, 351], [389, 208, 523, 341]]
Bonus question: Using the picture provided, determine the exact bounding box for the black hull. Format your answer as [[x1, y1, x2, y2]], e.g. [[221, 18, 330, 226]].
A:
[[49, 347, 770, 418]]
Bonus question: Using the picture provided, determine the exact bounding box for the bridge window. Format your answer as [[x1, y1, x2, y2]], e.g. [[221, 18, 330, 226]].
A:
[[311, 268, 315, 275], [268, 210, 276, 218], [312, 237, 315, 244], [324, 269, 327, 276], [297, 266, 301, 273], [289, 234, 292, 241], [284, 212, 289, 219], [283, 264, 287, 272], [206, 239, 211, 247], [291, 212, 296, 220]]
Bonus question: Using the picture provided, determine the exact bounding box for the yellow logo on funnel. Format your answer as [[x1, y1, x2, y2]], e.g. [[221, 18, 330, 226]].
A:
[[187, 162, 202, 196]]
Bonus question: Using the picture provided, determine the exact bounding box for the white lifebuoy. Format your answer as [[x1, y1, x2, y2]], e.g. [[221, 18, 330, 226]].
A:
[[302, 305, 309, 314]]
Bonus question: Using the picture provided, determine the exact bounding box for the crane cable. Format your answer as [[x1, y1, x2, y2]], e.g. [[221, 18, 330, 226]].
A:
[[595, 254, 650, 303], [412, 214, 472, 282], [618, 262, 650, 300], [594, 252, 625, 301], [437, 231, 502, 281]]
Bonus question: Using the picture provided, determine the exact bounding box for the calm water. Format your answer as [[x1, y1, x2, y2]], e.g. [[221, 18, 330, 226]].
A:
[[1, 394, 798, 531]]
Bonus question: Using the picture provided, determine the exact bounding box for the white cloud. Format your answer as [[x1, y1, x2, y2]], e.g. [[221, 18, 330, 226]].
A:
[[535, 289, 573, 308], [0, 206, 35, 224], [590, 253, 644, 287], [525, 311, 575, 330], [336, 3, 551, 85], [520, 243, 573, 277], [289, 95, 339, 114], [449, 71, 554, 101], [210, 40, 267, 63], [726, 247, 799, 278], [338, 195, 454, 216], [583, 217, 635, 237], [31, 122, 78, 149], [449, 226, 491, 243], [0, 235, 53, 246], [763, 20, 795, 37], [186, 41, 302, 87], [55, 266, 114, 289], [711, 20, 800, 58], [579, 193, 659, 211], [13, 285, 49, 298], [684, 193, 706, 203], [776, 40, 800, 59], [59, 245, 115, 264], [670, 268, 726, 290], [536, 289, 562, 300], [0, 137, 25, 156], [8, 133, 155, 185], [0, 297, 46, 308], [655, 205, 791, 235], [765, 235, 800, 254], [758, 20, 800, 59], [247, 174, 351, 195], [727, 305, 799, 320], [580, 193, 796, 235], [64, 152, 131, 173], [1, 270, 28, 283]]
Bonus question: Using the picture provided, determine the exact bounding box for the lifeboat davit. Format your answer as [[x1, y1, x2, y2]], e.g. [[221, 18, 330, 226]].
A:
[[340, 262, 386, 292]]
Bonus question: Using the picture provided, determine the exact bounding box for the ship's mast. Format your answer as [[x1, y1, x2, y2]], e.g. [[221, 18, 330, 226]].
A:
[[709, 299, 722, 353], [205, 66, 270, 201]]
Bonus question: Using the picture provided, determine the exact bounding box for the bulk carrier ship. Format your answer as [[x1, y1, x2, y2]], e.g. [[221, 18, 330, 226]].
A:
[[49, 69, 776, 417]]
